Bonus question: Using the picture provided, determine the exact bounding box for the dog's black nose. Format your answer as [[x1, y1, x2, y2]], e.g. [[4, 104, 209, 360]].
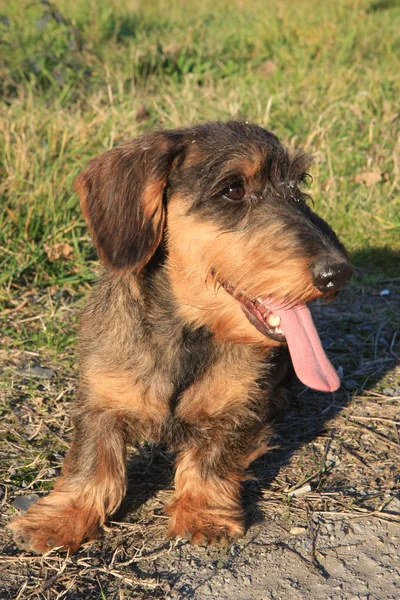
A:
[[311, 259, 353, 293]]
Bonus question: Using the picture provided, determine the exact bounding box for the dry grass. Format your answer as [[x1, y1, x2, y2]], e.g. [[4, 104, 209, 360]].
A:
[[1, 281, 399, 598]]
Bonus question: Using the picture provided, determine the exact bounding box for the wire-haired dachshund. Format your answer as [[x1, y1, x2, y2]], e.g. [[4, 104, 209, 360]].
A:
[[10, 121, 353, 553]]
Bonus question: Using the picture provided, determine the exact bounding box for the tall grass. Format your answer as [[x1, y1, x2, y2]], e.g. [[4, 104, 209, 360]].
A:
[[1, 0, 399, 304]]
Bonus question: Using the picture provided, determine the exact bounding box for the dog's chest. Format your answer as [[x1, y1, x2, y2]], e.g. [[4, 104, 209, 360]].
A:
[[168, 325, 215, 411]]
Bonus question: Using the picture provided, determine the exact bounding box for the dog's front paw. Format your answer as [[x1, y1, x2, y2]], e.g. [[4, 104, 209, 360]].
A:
[[171, 519, 244, 546], [10, 515, 53, 554], [167, 497, 244, 546], [9, 493, 100, 554]]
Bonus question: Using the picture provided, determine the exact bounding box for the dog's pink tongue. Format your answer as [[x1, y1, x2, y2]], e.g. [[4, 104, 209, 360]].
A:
[[270, 302, 340, 392]]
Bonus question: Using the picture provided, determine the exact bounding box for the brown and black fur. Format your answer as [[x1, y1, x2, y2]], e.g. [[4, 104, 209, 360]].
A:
[[9, 121, 352, 553]]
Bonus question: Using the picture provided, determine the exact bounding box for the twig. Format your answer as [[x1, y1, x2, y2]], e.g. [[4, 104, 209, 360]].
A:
[[315, 509, 400, 524], [116, 543, 174, 567], [316, 428, 334, 488], [24, 405, 70, 449], [96, 568, 165, 590], [341, 443, 370, 469], [354, 390, 398, 399], [347, 416, 400, 425], [284, 469, 321, 494], [377, 495, 397, 512], [389, 330, 398, 359], [3, 299, 29, 315], [374, 320, 388, 359]]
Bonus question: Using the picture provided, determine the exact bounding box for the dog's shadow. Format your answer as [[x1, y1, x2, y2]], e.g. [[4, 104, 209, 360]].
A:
[[115, 247, 399, 531], [114, 444, 174, 522], [247, 247, 399, 526]]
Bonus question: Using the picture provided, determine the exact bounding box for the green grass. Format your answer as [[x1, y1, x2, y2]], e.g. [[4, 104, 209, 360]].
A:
[[0, 0, 399, 336]]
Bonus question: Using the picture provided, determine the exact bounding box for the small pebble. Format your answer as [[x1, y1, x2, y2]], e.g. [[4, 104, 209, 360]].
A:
[[290, 526, 307, 536], [16, 365, 55, 379], [344, 379, 359, 389], [288, 484, 312, 497], [13, 494, 39, 512], [382, 387, 396, 397]]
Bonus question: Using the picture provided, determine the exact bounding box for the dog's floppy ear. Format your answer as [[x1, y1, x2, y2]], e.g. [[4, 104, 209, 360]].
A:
[[74, 130, 185, 272]]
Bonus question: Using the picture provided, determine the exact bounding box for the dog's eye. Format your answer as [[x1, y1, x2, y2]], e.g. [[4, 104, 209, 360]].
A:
[[223, 185, 245, 201]]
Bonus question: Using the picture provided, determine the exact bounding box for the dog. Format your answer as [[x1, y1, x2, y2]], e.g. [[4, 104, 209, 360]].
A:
[[9, 121, 353, 553]]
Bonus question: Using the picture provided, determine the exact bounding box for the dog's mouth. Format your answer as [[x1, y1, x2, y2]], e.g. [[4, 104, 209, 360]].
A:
[[218, 280, 286, 342], [217, 278, 340, 393]]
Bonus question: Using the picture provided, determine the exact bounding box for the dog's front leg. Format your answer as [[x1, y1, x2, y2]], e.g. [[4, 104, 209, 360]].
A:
[[167, 354, 270, 546], [9, 400, 127, 554], [167, 414, 268, 546], [167, 447, 244, 545]]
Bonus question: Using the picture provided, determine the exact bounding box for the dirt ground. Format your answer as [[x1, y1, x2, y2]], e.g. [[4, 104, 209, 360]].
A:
[[4, 501, 398, 600], [1, 277, 399, 599]]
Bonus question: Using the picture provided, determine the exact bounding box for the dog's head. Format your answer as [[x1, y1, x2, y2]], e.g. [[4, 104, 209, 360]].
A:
[[75, 122, 352, 391]]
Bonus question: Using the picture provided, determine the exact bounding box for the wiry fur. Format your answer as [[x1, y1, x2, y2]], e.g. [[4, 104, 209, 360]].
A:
[[10, 121, 351, 553]]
